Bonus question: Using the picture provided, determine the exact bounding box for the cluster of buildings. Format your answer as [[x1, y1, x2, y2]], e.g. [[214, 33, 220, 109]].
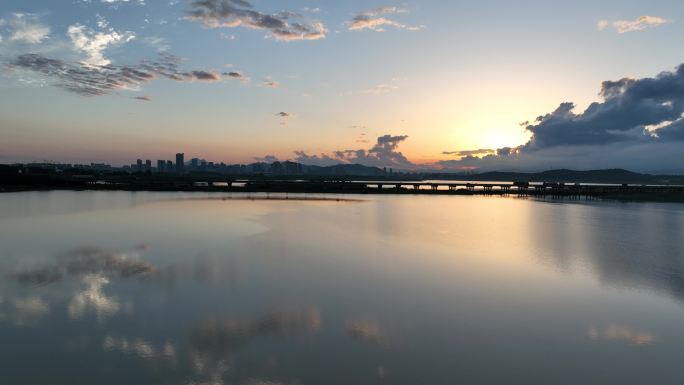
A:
[[6, 153, 395, 177], [128, 153, 304, 175], [130, 153, 185, 173]]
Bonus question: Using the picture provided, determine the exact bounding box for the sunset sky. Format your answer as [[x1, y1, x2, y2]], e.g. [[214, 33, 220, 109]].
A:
[[1, 0, 684, 171]]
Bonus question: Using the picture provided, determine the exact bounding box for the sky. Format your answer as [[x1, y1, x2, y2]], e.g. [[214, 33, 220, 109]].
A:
[[1, 0, 684, 172]]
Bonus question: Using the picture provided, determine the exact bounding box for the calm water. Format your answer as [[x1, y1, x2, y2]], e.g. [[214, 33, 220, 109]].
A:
[[2, 191, 684, 384]]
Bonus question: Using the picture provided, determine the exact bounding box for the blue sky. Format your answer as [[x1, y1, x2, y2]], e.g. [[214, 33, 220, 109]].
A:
[[1, 0, 684, 171]]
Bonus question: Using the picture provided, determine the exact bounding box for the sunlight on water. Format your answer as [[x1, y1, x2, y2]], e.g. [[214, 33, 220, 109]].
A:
[[1, 191, 684, 384]]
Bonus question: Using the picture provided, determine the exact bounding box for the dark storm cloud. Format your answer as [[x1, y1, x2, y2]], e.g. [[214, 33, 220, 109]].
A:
[[436, 63, 684, 171], [8, 53, 223, 96], [186, 0, 326, 41], [525, 63, 684, 149], [658, 118, 684, 140]]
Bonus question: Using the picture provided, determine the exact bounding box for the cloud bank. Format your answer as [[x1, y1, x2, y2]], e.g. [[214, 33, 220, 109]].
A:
[[292, 63, 684, 172], [437, 62, 684, 172]]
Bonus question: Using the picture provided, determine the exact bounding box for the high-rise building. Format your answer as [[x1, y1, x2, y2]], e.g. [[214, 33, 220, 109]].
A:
[[176, 153, 184, 172], [157, 160, 165, 172], [136, 159, 143, 172], [166, 160, 173, 171], [191, 158, 199, 170], [145, 160, 152, 172]]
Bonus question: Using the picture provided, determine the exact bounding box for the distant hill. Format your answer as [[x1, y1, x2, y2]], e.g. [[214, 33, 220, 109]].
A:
[[302, 163, 386, 177], [427, 169, 684, 185]]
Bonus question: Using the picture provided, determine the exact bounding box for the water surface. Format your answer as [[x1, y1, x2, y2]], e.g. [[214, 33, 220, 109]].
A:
[[1, 191, 684, 384]]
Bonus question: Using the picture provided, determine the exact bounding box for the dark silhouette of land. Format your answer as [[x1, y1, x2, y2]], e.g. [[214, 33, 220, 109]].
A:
[[3, 163, 684, 202]]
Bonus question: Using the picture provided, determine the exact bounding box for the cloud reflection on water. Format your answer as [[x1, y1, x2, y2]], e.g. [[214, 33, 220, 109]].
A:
[[345, 319, 389, 345], [68, 274, 121, 320], [588, 323, 656, 346], [14, 246, 154, 286], [189, 308, 321, 354]]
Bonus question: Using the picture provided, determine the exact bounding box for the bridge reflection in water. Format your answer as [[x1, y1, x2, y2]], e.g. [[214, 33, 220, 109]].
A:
[[163, 180, 684, 199]]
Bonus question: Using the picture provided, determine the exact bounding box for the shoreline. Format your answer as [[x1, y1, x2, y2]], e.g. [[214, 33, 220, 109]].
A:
[[2, 184, 684, 203]]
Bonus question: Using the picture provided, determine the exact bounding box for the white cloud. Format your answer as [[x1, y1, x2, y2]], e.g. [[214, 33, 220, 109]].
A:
[[7, 13, 50, 44], [597, 19, 609, 31], [349, 7, 423, 32], [599, 16, 670, 34], [67, 23, 135, 67]]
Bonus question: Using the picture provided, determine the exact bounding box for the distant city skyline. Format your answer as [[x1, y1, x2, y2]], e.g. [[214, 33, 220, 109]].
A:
[[2, 1, 684, 172]]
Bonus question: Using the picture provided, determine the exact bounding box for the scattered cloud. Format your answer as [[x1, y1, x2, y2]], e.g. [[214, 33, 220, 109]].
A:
[[349, 7, 423, 32], [292, 151, 338, 166], [5, 13, 50, 44], [274, 111, 293, 125], [222, 70, 249, 82], [260, 76, 280, 88], [254, 155, 279, 163], [596, 19, 610, 31], [189, 70, 221, 81], [598, 16, 670, 33], [295, 134, 415, 169], [186, 0, 327, 41], [133, 95, 151, 101], [9, 53, 224, 96], [442, 149, 496, 157], [67, 23, 135, 67]]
